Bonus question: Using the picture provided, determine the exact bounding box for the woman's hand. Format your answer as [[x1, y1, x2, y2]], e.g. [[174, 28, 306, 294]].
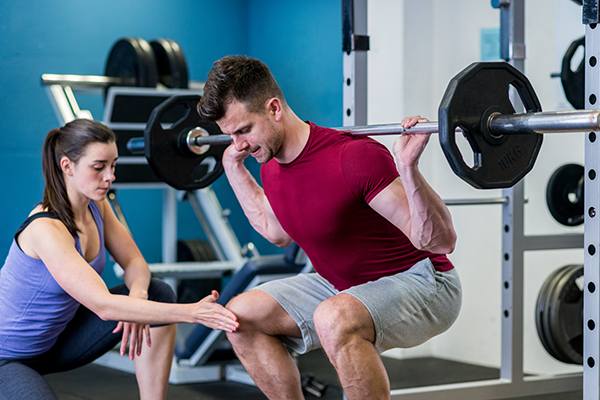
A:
[[192, 290, 239, 332]]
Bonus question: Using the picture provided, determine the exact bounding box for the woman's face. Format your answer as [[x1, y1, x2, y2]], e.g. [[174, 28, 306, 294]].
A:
[[64, 141, 118, 202]]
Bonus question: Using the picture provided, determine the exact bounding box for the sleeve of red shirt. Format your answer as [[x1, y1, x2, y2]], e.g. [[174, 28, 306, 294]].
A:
[[341, 137, 400, 204]]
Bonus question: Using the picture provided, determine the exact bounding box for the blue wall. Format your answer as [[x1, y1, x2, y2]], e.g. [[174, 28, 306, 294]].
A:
[[0, 1, 341, 286]]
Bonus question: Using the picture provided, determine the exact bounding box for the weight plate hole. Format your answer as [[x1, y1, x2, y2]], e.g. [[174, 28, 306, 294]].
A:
[[570, 46, 585, 72], [455, 129, 477, 169], [508, 83, 525, 112]]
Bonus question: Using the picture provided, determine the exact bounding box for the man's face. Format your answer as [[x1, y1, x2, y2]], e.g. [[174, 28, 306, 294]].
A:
[[216, 99, 284, 164]]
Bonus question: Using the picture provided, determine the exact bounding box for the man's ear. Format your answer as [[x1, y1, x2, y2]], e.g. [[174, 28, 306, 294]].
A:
[[266, 98, 283, 121], [60, 156, 73, 176]]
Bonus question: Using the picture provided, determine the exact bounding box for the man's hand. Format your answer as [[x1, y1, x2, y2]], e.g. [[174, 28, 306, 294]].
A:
[[223, 143, 250, 169], [393, 115, 432, 168]]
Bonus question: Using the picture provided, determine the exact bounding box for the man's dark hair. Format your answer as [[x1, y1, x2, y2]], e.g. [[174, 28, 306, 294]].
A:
[[197, 55, 286, 121]]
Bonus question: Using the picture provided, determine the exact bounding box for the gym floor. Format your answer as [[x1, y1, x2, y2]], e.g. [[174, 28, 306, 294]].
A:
[[45, 350, 582, 400]]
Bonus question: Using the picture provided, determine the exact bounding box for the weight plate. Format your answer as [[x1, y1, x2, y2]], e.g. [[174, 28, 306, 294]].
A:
[[546, 264, 583, 364], [546, 163, 584, 226], [561, 36, 585, 110], [150, 38, 189, 89], [535, 266, 570, 362], [144, 95, 228, 190], [104, 37, 158, 97], [177, 239, 216, 262], [541, 265, 580, 363], [438, 62, 543, 189]]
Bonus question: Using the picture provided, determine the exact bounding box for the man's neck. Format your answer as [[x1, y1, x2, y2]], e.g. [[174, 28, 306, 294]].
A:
[[275, 113, 311, 164]]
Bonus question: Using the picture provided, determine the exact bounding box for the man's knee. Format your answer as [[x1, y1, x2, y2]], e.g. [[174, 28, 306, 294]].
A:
[[226, 289, 300, 339], [226, 290, 273, 321], [313, 294, 375, 349]]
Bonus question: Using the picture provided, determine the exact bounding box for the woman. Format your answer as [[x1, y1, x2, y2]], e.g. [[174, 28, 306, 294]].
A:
[[0, 119, 238, 400]]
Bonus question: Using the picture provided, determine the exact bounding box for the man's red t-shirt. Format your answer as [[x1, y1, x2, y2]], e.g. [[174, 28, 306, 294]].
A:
[[261, 122, 454, 291]]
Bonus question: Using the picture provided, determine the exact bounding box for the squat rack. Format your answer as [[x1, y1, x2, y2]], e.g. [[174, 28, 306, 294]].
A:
[[343, 1, 589, 398]]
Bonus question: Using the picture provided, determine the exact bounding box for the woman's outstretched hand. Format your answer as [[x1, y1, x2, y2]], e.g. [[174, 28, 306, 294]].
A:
[[193, 290, 239, 332]]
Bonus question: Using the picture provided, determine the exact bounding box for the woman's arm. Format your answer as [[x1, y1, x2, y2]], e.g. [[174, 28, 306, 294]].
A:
[[26, 217, 238, 330], [99, 199, 151, 298]]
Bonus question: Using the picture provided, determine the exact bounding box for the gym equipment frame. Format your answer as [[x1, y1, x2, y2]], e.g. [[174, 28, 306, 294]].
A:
[[345, 1, 584, 399]]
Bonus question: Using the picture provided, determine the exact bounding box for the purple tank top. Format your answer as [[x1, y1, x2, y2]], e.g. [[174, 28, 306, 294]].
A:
[[0, 201, 105, 359]]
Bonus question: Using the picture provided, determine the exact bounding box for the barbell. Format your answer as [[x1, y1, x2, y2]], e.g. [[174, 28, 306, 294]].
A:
[[126, 62, 600, 191]]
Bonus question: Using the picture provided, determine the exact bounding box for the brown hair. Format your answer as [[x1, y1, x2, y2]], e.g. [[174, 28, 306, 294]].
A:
[[41, 119, 116, 236], [197, 55, 286, 121]]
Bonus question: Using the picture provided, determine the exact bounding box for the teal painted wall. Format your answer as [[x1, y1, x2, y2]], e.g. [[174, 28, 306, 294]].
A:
[[0, 1, 342, 286]]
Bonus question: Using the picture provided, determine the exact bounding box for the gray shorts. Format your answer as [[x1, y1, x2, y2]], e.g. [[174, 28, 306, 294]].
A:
[[256, 258, 462, 354]]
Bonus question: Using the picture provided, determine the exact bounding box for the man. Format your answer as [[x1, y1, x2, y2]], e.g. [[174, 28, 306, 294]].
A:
[[197, 55, 462, 400]]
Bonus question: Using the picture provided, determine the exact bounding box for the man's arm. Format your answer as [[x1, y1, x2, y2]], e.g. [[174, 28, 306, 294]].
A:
[[369, 116, 456, 254], [223, 146, 293, 247]]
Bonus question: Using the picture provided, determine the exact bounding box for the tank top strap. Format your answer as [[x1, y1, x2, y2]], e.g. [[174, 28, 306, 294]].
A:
[[14, 212, 61, 241]]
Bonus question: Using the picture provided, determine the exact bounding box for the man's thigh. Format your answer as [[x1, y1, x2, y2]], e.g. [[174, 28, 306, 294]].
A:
[[255, 273, 338, 354], [343, 258, 462, 352]]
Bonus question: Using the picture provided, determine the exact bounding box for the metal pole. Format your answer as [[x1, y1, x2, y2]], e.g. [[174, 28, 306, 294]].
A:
[[41, 73, 131, 88], [583, 6, 600, 399]]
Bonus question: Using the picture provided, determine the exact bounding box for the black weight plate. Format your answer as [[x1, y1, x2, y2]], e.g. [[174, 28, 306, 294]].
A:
[[150, 38, 189, 89], [177, 240, 220, 303], [438, 62, 543, 189], [535, 266, 570, 362], [144, 95, 228, 190], [177, 239, 216, 262], [105, 38, 158, 96], [542, 265, 580, 363], [547, 264, 584, 364], [546, 163, 584, 226], [561, 36, 585, 110], [536, 265, 574, 362]]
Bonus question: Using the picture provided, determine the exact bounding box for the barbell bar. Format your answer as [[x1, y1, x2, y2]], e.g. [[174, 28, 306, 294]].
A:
[[126, 108, 600, 153], [124, 61, 600, 191]]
